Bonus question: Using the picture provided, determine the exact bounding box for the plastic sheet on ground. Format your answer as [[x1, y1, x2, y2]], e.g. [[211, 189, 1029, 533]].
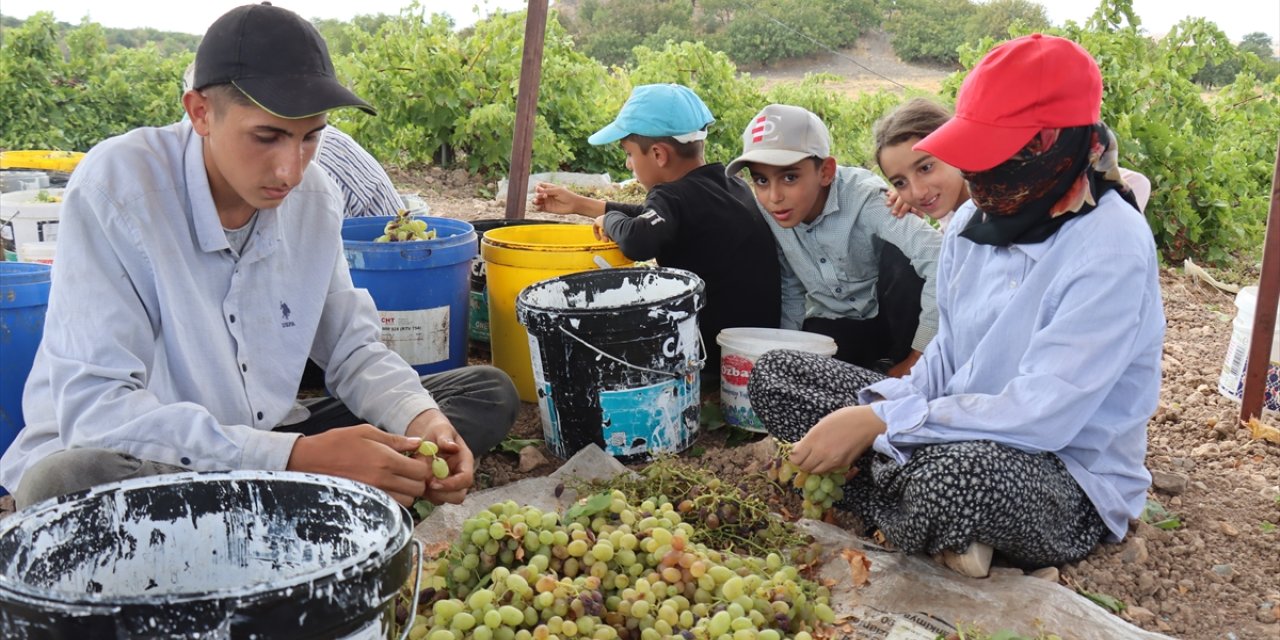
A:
[[415, 446, 1173, 640], [496, 171, 613, 201]]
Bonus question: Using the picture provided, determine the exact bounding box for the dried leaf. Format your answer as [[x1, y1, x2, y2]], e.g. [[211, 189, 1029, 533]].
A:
[[840, 548, 872, 587], [1245, 417, 1280, 445], [424, 540, 452, 558]]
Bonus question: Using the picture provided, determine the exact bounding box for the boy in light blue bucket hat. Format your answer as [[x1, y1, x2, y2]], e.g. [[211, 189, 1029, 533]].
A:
[[534, 84, 782, 383]]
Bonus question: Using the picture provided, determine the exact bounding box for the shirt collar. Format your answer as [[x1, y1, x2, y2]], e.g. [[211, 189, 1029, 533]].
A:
[[183, 125, 232, 254], [802, 166, 846, 228]]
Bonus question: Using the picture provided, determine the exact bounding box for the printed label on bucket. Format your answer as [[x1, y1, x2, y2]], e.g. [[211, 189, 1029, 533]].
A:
[[528, 334, 564, 455], [378, 307, 449, 366], [469, 290, 490, 342], [1218, 351, 1280, 412], [720, 354, 765, 432], [599, 376, 697, 457]]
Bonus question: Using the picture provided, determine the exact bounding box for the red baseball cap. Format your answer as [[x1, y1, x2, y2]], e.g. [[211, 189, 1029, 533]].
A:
[[915, 34, 1102, 172]]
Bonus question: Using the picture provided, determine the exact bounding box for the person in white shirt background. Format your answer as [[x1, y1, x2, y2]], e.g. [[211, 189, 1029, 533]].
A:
[[1, 3, 518, 509], [746, 34, 1165, 579]]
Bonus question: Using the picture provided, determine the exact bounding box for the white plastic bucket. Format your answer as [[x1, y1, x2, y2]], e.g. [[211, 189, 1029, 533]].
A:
[[17, 241, 55, 264], [717, 328, 838, 432], [1, 188, 63, 262], [1218, 286, 1280, 412]]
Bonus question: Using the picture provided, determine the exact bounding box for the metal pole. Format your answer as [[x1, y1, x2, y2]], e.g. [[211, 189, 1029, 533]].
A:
[[1239, 136, 1280, 424], [504, 0, 549, 220]]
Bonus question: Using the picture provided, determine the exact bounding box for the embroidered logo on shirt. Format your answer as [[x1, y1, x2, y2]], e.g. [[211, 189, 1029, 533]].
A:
[[638, 209, 665, 226], [280, 301, 295, 328]]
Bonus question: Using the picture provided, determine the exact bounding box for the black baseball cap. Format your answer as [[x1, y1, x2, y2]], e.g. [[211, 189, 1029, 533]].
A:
[[194, 3, 374, 118]]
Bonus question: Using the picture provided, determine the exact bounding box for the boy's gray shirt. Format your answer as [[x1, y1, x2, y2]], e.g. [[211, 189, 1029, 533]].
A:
[[763, 165, 941, 352]]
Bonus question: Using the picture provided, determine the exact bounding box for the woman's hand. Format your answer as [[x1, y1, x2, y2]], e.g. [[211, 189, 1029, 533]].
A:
[[406, 409, 475, 505], [790, 405, 887, 475]]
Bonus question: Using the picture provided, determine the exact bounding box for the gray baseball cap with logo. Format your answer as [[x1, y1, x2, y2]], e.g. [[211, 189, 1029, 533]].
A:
[[726, 104, 832, 176]]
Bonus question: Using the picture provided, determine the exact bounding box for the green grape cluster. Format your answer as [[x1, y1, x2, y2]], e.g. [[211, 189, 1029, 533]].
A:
[[404, 493, 836, 640], [418, 439, 450, 480], [376, 209, 437, 242], [765, 445, 848, 520]]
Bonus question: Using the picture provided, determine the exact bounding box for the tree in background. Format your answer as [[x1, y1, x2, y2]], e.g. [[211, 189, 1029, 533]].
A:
[[966, 0, 1051, 42], [883, 0, 977, 65], [0, 13, 187, 150], [563, 0, 695, 68]]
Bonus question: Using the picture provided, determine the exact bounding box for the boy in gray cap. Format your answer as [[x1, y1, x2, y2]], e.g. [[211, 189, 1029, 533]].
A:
[[728, 104, 942, 377], [1, 3, 518, 509]]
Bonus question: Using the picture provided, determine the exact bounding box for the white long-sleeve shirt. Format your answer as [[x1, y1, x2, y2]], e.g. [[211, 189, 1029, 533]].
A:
[[0, 122, 437, 492], [860, 191, 1165, 541]]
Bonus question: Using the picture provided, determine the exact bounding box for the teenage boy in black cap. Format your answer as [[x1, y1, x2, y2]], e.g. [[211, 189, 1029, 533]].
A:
[[1, 4, 519, 509]]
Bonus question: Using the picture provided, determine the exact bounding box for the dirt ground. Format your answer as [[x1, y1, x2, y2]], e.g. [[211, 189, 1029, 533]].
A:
[[743, 30, 954, 96], [384, 162, 1280, 640]]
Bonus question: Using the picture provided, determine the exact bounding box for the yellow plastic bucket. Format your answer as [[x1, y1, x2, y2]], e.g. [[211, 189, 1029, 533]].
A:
[[482, 224, 632, 402], [0, 151, 85, 174]]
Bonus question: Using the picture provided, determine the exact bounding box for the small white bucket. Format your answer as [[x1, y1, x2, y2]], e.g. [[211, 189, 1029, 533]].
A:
[[1217, 286, 1280, 412], [1, 188, 63, 262], [17, 241, 56, 264], [717, 327, 838, 432]]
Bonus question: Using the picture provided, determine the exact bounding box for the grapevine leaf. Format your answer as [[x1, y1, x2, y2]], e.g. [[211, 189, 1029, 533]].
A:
[[564, 491, 613, 522]]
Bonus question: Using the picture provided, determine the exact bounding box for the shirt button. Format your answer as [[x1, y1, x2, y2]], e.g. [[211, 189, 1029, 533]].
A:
[[819, 258, 827, 264], [229, 314, 236, 323], [241, 364, 247, 372], [180, 457, 191, 466], [835, 287, 843, 293], [257, 412, 264, 420], [1009, 280, 1017, 289]]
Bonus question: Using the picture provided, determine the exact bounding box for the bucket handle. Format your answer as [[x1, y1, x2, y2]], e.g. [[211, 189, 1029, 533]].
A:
[[397, 538, 426, 640], [556, 325, 705, 378]]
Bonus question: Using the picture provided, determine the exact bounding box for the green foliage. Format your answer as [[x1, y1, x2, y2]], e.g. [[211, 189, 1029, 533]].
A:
[[628, 41, 765, 167], [967, 0, 1051, 42], [764, 75, 904, 169], [0, 13, 188, 150], [566, 0, 695, 67], [1077, 588, 1127, 614], [4, 1, 1272, 266], [885, 0, 977, 65], [561, 0, 876, 69]]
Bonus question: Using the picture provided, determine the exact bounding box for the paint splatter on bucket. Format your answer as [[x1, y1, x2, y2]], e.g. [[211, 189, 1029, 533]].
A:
[[0, 471, 418, 639], [516, 267, 705, 461]]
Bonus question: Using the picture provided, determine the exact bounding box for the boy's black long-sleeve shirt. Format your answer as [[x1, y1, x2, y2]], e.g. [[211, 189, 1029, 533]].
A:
[[601, 163, 782, 372]]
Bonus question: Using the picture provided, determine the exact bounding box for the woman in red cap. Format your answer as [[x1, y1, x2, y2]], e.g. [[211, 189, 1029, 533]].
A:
[[747, 34, 1164, 577]]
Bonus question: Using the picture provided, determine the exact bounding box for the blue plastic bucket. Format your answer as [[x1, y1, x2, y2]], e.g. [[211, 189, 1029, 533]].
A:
[[342, 216, 476, 376], [1, 262, 52, 468], [516, 267, 705, 461]]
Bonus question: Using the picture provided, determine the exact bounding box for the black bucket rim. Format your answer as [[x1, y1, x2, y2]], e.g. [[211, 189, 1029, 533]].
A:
[[0, 470, 410, 611], [516, 266, 705, 318]]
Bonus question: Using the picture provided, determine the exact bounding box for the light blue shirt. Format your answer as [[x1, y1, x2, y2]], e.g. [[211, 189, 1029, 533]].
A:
[[766, 166, 941, 352], [0, 122, 438, 492], [860, 192, 1165, 542]]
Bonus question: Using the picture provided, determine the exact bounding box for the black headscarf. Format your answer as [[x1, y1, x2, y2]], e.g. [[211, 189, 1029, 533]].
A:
[[959, 123, 1139, 246]]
